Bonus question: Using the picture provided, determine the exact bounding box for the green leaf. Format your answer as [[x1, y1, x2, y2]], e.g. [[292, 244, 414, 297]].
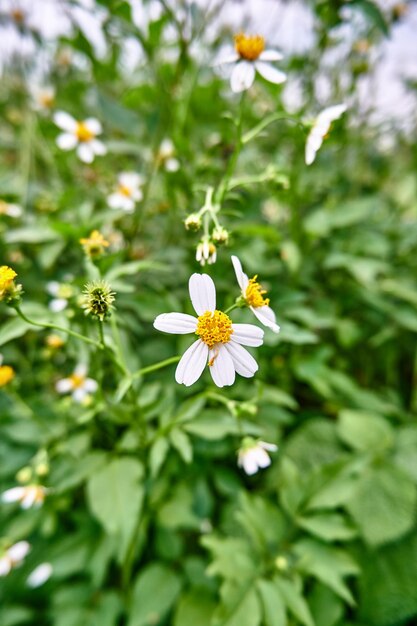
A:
[[86, 458, 144, 558], [337, 410, 394, 452], [174, 589, 216, 626], [0, 316, 33, 346], [149, 437, 169, 478], [170, 427, 193, 463], [297, 513, 357, 542], [274, 578, 315, 626], [257, 579, 287, 626], [346, 464, 417, 545], [215, 584, 261, 626], [128, 563, 182, 626]]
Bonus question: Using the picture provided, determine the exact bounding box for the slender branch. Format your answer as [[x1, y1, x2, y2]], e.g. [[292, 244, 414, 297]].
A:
[[242, 113, 305, 145], [132, 355, 181, 379]]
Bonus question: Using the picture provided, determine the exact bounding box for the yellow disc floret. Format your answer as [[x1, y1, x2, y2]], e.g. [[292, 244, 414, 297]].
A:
[[196, 310, 233, 348], [76, 122, 94, 142], [234, 33, 265, 61], [69, 373, 85, 389], [117, 184, 132, 197], [0, 365, 15, 387], [0, 266, 17, 297], [245, 276, 270, 308], [80, 230, 109, 257]]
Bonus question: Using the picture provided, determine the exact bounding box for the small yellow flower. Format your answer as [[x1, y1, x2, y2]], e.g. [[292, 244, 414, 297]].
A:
[[0, 365, 14, 387], [46, 334, 65, 349], [0, 266, 17, 299], [80, 230, 109, 258]]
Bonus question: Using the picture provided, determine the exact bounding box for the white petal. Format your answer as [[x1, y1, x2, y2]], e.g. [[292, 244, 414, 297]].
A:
[[108, 193, 125, 209], [305, 135, 319, 166], [208, 345, 235, 388], [74, 363, 88, 377], [259, 49, 284, 61], [238, 450, 259, 475], [213, 52, 239, 66], [119, 172, 143, 188], [6, 203, 22, 217], [56, 133, 78, 151], [159, 138, 174, 156], [21, 489, 37, 509], [27, 563, 53, 588], [73, 387, 87, 403], [251, 305, 280, 333], [318, 104, 347, 124], [47, 281, 59, 296], [84, 118, 102, 135], [175, 339, 208, 386], [8, 541, 30, 563], [120, 197, 136, 212], [84, 378, 98, 393], [53, 111, 77, 132], [2, 487, 25, 503], [77, 143, 94, 163], [165, 158, 180, 172], [189, 274, 216, 315], [230, 61, 256, 93], [56, 378, 73, 394], [49, 298, 68, 313], [231, 255, 249, 292], [0, 557, 11, 576], [231, 324, 264, 347], [91, 139, 107, 156], [226, 342, 258, 378], [260, 441, 278, 452], [153, 312, 197, 334], [253, 447, 272, 468], [131, 188, 143, 202], [255, 61, 287, 85]]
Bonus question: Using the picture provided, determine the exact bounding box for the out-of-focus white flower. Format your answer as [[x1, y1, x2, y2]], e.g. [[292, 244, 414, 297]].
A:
[[27, 562, 53, 588], [55, 364, 98, 403], [196, 240, 217, 266], [108, 172, 143, 212], [215, 33, 286, 93], [31, 85, 55, 112], [2, 485, 46, 509], [0, 541, 30, 577], [158, 138, 180, 172], [0, 199, 22, 218], [154, 273, 264, 387], [53, 111, 107, 163], [231, 256, 280, 333], [47, 281, 73, 313], [305, 104, 347, 165], [238, 438, 278, 475]]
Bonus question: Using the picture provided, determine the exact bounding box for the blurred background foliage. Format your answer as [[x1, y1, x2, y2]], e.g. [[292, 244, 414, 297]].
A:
[[1, 0, 417, 625]]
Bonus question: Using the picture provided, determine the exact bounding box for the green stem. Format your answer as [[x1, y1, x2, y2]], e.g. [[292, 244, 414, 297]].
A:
[[132, 355, 181, 379], [224, 303, 239, 314], [216, 93, 245, 205], [242, 113, 305, 145], [97, 320, 105, 347], [14, 305, 102, 349]]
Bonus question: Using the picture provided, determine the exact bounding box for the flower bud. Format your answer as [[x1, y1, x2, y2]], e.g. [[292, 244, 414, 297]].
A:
[[0, 266, 22, 305], [81, 281, 115, 321], [184, 213, 202, 231], [212, 226, 229, 245], [79, 230, 109, 258]]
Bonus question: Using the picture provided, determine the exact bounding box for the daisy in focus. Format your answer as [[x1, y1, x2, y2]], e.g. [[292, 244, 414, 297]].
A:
[[153, 273, 264, 387], [55, 364, 98, 403], [0, 541, 30, 577], [305, 104, 347, 165], [0, 354, 15, 387], [231, 256, 280, 333], [53, 111, 107, 163], [238, 437, 278, 475], [0, 199, 22, 218], [108, 172, 143, 212], [2, 484, 46, 509], [216, 33, 286, 93]]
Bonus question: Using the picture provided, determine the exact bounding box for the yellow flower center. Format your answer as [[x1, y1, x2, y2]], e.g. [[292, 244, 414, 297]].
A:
[[46, 334, 65, 349], [245, 276, 270, 308], [117, 184, 132, 197], [69, 374, 85, 389], [196, 310, 233, 348], [39, 93, 54, 108], [234, 33, 265, 61], [80, 230, 109, 256], [0, 365, 15, 387], [76, 122, 94, 143], [0, 266, 17, 294], [0, 200, 9, 214]]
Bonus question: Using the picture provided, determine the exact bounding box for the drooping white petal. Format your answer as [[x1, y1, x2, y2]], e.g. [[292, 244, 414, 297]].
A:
[[231, 324, 264, 347], [27, 563, 53, 588], [153, 312, 197, 334], [305, 135, 320, 166], [56, 132, 78, 151], [231, 255, 249, 292], [84, 118, 102, 135], [255, 61, 287, 85], [175, 339, 208, 386], [259, 49, 284, 62], [238, 450, 259, 475], [91, 139, 107, 156], [230, 60, 256, 93], [260, 441, 278, 452], [0, 557, 11, 576], [226, 342, 258, 378], [77, 143, 94, 163], [209, 344, 235, 388], [250, 305, 280, 333], [55, 378, 73, 394], [53, 111, 77, 132], [72, 387, 88, 403], [49, 298, 68, 313], [189, 274, 216, 315], [21, 488, 37, 509], [84, 378, 98, 393], [254, 447, 272, 468], [317, 104, 347, 125], [8, 541, 30, 563], [2, 487, 25, 503]]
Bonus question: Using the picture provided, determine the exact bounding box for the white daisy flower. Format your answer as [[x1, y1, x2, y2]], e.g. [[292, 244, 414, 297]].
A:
[[0, 199, 22, 218], [27, 562, 53, 588], [196, 240, 217, 266], [55, 364, 98, 403], [238, 437, 278, 475], [153, 273, 264, 388], [158, 138, 180, 172], [231, 256, 280, 333], [2, 485, 46, 509], [0, 541, 30, 577], [47, 281, 73, 313], [305, 104, 347, 165], [53, 111, 107, 163], [108, 172, 143, 212], [215, 33, 287, 94]]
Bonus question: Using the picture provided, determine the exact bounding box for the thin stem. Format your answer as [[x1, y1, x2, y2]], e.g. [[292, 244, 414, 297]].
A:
[[97, 320, 105, 347], [215, 93, 246, 205], [132, 355, 181, 379], [224, 303, 240, 314], [242, 113, 305, 145], [13, 305, 102, 349]]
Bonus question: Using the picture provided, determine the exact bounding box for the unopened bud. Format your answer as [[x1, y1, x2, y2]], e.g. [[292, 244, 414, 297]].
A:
[[81, 281, 115, 322], [184, 213, 202, 231], [16, 467, 33, 484], [212, 226, 229, 245]]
